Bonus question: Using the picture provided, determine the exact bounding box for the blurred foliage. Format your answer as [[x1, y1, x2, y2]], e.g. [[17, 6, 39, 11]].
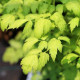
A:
[[31, 59, 80, 80], [2, 32, 24, 64]]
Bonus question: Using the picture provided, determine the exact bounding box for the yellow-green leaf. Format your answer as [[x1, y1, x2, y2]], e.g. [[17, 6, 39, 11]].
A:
[[48, 38, 62, 61], [23, 37, 39, 52], [61, 53, 78, 64], [38, 52, 49, 70], [8, 19, 28, 29], [69, 17, 79, 32], [50, 12, 66, 31], [58, 36, 70, 44]]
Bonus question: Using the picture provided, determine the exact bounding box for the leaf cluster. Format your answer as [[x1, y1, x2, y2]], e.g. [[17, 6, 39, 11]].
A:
[[1, 0, 80, 79]]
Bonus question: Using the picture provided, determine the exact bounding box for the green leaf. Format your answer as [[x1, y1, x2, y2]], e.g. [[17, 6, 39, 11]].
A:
[[60, 0, 77, 3], [61, 53, 78, 64], [22, 5, 30, 15], [0, 14, 15, 31], [58, 36, 70, 44], [65, 1, 80, 16], [48, 5, 55, 13], [42, 0, 52, 4], [4, 0, 23, 13], [75, 70, 80, 80], [3, 47, 17, 64], [56, 4, 63, 14], [49, 49, 57, 62], [60, 0, 69, 3], [23, 37, 39, 52], [0, 4, 3, 13], [75, 46, 80, 54], [69, 17, 79, 32], [48, 38, 62, 61], [25, 14, 39, 20], [34, 18, 51, 38], [27, 49, 41, 56], [24, 0, 35, 5], [23, 21, 33, 37], [0, 4, 2, 8], [34, 19, 43, 38], [30, 1, 39, 13], [21, 55, 38, 74], [39, 13, 51, 18], [34, 19, 51, 38], [25, 13, 51, 21], [50, 12, 66, 31], [51, 22, 56, 30], [41, 35, 48, 40], [38, 52, 49, 70], [23, 0, 40, 15], [38, 41, 47, 50], [3, 47, 23, 64], [9, 39, 22, 49], [77, 58, 80, 68], [8, 19, 28, 29], [61, 65, 78, 80], [43, 20, 52, 35], [38, 3, 49, 14]]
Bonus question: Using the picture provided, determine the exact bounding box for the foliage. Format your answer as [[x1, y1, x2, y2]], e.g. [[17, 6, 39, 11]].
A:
[[1, 0, 80, 80], [2, 32, 24, 64]]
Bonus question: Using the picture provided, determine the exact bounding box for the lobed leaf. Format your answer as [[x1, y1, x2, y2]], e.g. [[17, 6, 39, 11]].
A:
[[21, 55, 38, 74], [48, 38, 62, 61], [69, 17, 79, 32], [38, 41, 47, 50], [23, 37, 39, 52]]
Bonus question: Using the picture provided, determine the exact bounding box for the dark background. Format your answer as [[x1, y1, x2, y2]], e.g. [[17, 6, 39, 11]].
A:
[[0, 30, 26, 80]]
